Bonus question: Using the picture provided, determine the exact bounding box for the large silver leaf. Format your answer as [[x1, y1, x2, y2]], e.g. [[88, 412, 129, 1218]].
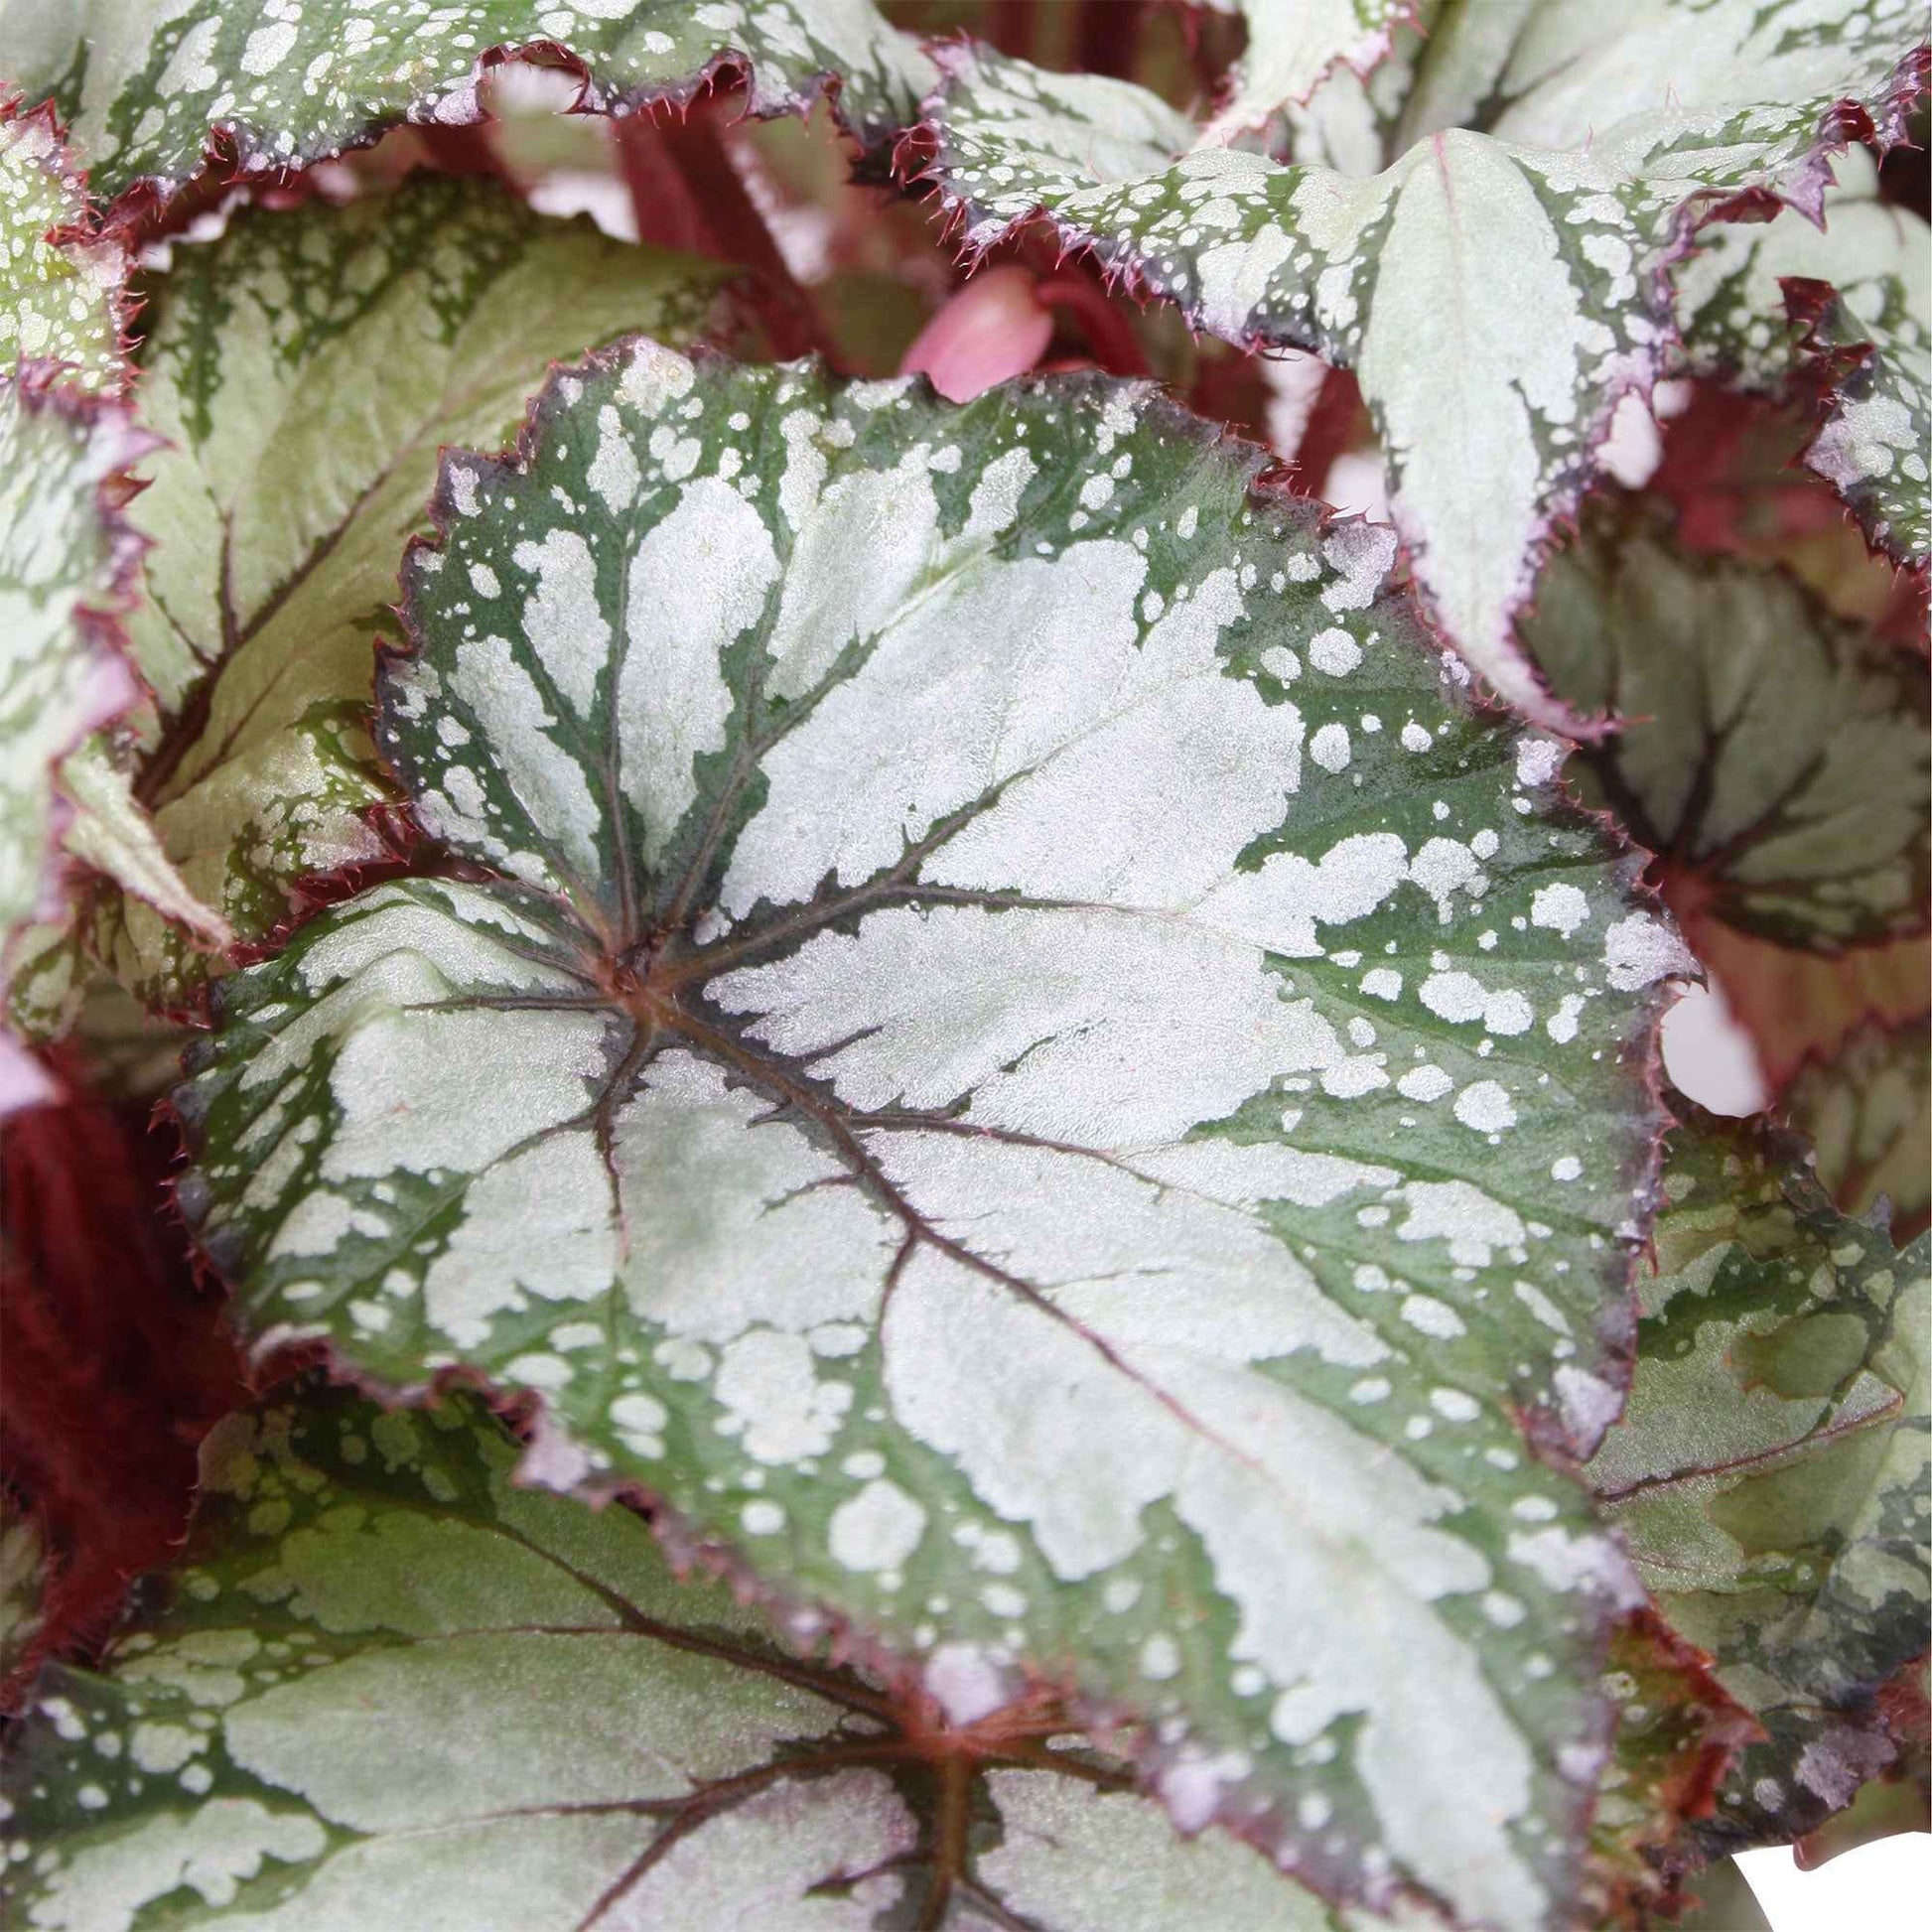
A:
[[1, 1388, 1360, 1929], [176, 345, 1681, 1928]]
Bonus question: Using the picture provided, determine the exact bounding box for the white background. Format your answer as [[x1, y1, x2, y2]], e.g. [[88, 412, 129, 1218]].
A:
[[1741, 1838, 1929, 1929]]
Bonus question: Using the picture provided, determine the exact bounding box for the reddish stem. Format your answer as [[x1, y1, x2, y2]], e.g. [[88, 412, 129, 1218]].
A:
[[1288, 363, 1364, 495], [1034, 273, 1151, 376], [612, 100, 820, 356]]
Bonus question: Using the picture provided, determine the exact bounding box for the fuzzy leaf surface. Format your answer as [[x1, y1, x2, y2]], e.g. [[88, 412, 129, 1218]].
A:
[[1590, 1105, 1932, 1854], [1, 0, 930, 203], [1524, 507, 1930, 952], [1677, 150, 1932, 568], [1784, 1020, 1931, 1240], [178, 345, 1677, 1929], [0, 99, 125, 389], [918, 10, 1926, 710], [0, 1387, 1359, 1930], [0, 380, 146, 1007], [99, 176, 727, 1011]]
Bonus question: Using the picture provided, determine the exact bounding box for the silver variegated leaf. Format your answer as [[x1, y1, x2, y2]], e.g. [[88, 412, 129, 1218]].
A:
[[0, 0, 931, 204], [917, 8, 1927, 712], [1524, 505, 1930, 952], [1395, 0, 1922, 163], [1677, 149, 1931, 569], [0, 96, 126, 390], [1590, 1102, 1932, 1855], [0, 1387, 1358, 1930], [0, 376, 149, 1056], [97, 175, 728, 1011], [178, 344, 1681, 1929], [1784, 1018, 1931, 1239]]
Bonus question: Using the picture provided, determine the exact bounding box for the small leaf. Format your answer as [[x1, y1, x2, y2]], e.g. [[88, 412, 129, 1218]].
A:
[[180, 345, 1677, 1929], [0, 1386, 1353, 1930], [1524, 503, 1930, 952], [1784, 1019, 1931, 1240], [1590, 1101, 1931, 1855], [1197, 0, 1419, 137], [55, 741, 230, 953], [1677, 150, 1932, 569], [0, 374, 149, 1062], [0, 97, 127, 390], [916, 11, 1927, 711], [5, 0, 933, 206], [94, 175, 730, 1011]]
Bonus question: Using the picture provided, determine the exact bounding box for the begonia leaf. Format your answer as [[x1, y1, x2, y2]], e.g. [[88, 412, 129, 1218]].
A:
[[1524, 504, 1929, 953], [176, 345, 1685, 1929]]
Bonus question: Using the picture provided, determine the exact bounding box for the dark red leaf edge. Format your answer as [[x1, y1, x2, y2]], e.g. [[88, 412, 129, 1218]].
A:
[[153, 336, 1687, 1932], [0, 1046, 249, 1711], [1581, 1604, 1763, 1926], [897, 39, 1931, 732]]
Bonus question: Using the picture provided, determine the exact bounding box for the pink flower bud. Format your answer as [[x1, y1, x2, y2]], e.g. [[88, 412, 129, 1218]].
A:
[[900, 266, 1053, 402]]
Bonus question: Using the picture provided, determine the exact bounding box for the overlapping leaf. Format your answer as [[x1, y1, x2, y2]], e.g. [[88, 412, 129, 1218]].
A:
[[0, 97, 126, 390], [92, 175, 728, 1012], [1677, 150, 1931, 569], [0, 1387, 1357, 1930], [0, 377, 148, 1042], [176, 344, 1682, 1929], [916, 5, 1928, 710], [1524, 505, 1930, 951], [1785, 1020, 1931, 1240], [0, 0, 932, 206], [1590, 1102, 1932, 1854]]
